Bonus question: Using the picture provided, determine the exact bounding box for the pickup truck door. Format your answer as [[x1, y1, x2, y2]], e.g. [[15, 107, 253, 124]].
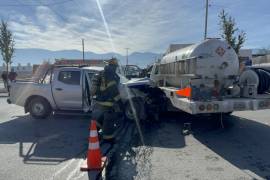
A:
[[82, 70, 98, 112], [52, 69, 82, 110]]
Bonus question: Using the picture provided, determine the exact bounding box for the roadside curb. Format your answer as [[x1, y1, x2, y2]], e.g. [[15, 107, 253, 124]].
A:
[[0, 93, 9, 97], [0, 88, 8, 92], [0, 88, 9, 97]]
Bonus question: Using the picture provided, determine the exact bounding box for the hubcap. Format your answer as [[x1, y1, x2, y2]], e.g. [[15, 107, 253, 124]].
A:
[[32, 103, 44, 115], [125, 105, 135, 120]]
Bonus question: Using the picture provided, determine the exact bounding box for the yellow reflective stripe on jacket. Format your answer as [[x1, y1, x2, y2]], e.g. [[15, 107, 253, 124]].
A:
[[113, 94, 121, 101], [100, 80, 116, 91], [103, 134, 115, 139], [96, 101, 113, 107]]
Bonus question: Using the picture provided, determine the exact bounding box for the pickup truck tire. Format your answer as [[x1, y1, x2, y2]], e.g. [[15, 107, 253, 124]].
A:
[[124, 101, 136, 122], [29, 97, 52, 119], [124, 98, 144, 122]]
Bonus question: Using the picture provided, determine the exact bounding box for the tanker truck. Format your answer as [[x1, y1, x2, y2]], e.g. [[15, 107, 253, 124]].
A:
[[149, 39, 270, 115]]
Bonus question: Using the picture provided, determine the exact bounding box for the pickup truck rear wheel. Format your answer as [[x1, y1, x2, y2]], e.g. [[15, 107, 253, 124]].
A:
[[125, 101, 137, 121], [124, 98, 145, 122], [29, 97, 52, 119]]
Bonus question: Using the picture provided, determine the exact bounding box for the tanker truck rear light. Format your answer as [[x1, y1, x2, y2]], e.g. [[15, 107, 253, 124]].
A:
[[199, 104, 205, 111], [206, 104, 212, 111]]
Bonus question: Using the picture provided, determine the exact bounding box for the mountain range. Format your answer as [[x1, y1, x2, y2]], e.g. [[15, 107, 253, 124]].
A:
[[1, 48, 263, 68], [0, 49, 161, 68]]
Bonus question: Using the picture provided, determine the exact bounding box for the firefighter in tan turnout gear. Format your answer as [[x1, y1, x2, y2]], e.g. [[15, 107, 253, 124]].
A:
[[90, 58, 121, 143]]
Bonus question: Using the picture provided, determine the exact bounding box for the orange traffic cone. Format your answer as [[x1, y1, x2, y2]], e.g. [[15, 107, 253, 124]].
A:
[[80, 120, 107, 171]]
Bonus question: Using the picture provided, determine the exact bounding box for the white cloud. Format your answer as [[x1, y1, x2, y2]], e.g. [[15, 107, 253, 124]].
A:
[[4, 0, 270, 54], [4, 0, 206, 54]]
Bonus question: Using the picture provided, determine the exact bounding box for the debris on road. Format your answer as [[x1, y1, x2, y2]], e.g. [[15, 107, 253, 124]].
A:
[[182, 122, 192, 135]]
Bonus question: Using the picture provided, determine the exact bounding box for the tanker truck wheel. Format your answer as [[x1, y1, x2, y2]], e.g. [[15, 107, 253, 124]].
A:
[[29, 97, 52, 119]]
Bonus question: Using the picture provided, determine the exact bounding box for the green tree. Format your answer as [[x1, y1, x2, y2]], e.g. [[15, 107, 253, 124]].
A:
[[0, 20, 15, 76], [219, 9, 246, 55]]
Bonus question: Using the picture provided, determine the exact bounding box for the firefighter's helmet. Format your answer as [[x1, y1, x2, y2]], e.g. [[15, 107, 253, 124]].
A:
[[107, 58, 118, 66], [104, 58, 118, 77]]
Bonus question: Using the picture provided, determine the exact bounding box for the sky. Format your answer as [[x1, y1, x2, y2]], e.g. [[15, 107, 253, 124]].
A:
[[0, 0, 269, 55]]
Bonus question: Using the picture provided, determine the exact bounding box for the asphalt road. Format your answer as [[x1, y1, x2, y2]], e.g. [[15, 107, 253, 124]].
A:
[[0, 97, 91, 180], [112, 111, 270, 180], [2, 95, 270, 180]]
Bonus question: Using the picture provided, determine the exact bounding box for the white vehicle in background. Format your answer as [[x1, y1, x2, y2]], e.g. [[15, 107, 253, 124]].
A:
[[149, 39, 270, 115], [7, 65, 150, 119], [123, 65, 142, 79]]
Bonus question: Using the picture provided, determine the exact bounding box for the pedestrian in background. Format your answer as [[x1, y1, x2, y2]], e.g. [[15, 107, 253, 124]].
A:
[[8, 68, 17, 82]]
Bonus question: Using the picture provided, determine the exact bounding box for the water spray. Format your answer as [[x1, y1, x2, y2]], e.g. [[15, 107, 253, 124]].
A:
[[95, 0, 145, 145]]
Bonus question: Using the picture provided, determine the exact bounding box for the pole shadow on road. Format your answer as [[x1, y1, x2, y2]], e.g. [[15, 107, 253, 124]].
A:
[[190, 114, 270, 179], [0, 114, 90, 165]]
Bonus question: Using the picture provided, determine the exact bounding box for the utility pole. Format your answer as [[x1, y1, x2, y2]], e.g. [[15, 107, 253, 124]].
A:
[[82, 39, 85, 61], [204, 0, 209, 40], [125, 48, 129, 66]]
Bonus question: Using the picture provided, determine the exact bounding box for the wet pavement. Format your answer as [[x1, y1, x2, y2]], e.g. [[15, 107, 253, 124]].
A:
[[112, 111, 270, 180], [1, 95, 270, 180]]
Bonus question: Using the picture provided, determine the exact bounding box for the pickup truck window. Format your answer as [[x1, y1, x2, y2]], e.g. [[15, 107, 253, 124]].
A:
[[58, 71, 80, 85], [88, 72, 95, 80], [42, 69, 53, 84]]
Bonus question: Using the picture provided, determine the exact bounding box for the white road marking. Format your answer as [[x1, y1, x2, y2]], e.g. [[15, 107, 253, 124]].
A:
[[66, 159, 84, 180], [49, 159, 75, 180]]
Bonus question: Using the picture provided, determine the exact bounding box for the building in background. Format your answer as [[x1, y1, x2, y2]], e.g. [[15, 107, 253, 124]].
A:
[[13, 63, 32, 72], [54, 59, 107, 67], [252, 54, 270, 65], [0, 63, 33, 80]]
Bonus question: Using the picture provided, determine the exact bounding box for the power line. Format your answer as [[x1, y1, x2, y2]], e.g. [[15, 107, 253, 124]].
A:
[[0, 0, 76, 7]]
